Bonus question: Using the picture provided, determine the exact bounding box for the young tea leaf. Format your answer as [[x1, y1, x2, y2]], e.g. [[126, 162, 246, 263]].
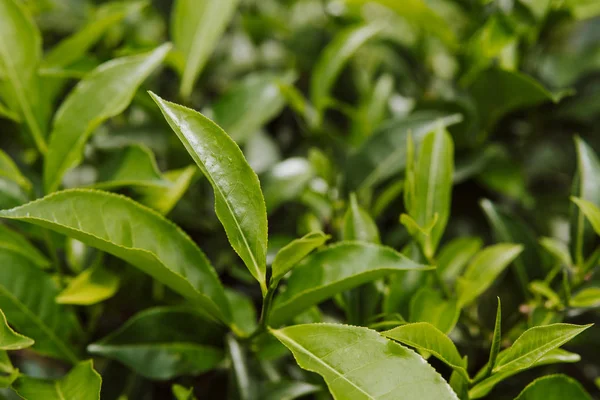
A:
[[457, 244, 523, 307], [271, 231, 329, 284], [150, 92, 269, 294], [493, 323, 591, 373], [172, 0, 240, 98], [44, 43, 171, 193]]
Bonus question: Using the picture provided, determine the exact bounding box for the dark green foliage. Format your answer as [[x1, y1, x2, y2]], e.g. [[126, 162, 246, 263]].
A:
[[0, 0, 599, 398]]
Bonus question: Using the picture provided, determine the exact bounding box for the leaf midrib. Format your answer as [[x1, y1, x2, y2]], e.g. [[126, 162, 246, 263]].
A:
[[494, 331, 581, 373], [273, 331, 375, 399]]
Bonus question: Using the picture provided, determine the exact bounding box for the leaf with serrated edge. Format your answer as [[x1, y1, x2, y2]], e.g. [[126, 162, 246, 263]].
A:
[[470, 349, 580, 399], [150, 92, 268, 293], [493, 323, 591, 373], [0, 308, 34, 350], [383, 322, 468, 380], [0, 189, 231, 324], [271, 323, 458, 400]]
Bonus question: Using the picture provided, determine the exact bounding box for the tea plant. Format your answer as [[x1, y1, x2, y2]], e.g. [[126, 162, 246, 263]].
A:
[[0, 0, 600, 399]]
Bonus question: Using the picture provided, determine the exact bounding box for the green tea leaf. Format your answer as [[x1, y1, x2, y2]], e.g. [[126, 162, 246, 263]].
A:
[[225, 290, 257, 337], [0, 250, 80, 362], [345, 112, 461, 191], [172, 0, 240, 98], [383, 322, 468, 379], [572, 197, 600, 236], [213, 72, 296, 143], [468, 68, 567, 130], [42, 1, 146, 70], [151, 93, 268, 293], [0, 189, 231, 324], [136, 165, 197, 215], [470, 349, 581, 399], [404, 127, 454, 258], [571, 136, 600, 265], [0, 0, 46, 153], [12, 360, 101, 400], [271, 231, 329, 284], [44, 44, 171, 193], [480, 199, 542, 295], [173, 384, 197, 400], [570, 287, 600, 308], [409, 288, 459, 334], [92, 144, 167, 190], [88, 307, 224, 380], [493, 323, 591, 373], [0, 223, 50, 268], [56, 265, 119, 305], [311, 25, 381, 113], [437, 237, 482, 286], [457, 244, 523, 307], [539, 237, 573, 267], [342, 194, 380, 243], [271, 323, 458, 399], [270, 242, 432, 326], [0, 308, 34, 350], [515, 374, 592, 400], [345, 0, 456, 47], [0, 149, 31, 192]]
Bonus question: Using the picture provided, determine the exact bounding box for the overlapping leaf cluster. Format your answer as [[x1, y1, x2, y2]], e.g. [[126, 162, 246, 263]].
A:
[[1, 0, 600, 399]]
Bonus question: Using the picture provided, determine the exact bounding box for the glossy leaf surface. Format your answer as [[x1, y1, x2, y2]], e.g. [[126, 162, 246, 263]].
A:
[[272, 323, 458, 399], [151, 93, 268, 293]]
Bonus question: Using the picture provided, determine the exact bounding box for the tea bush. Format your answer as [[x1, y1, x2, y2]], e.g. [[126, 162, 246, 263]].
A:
[[1, 0, 600, 399]]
